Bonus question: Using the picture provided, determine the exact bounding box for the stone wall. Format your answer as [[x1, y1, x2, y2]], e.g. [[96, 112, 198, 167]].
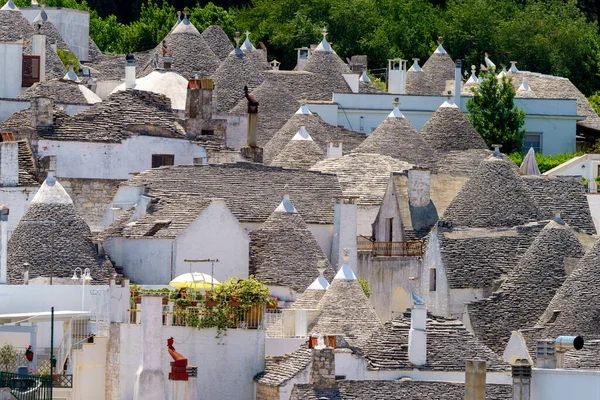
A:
[[256, 383, 280, 400], [60, 178, 122, 232], [105, 324, 121, 400], [310, 348, 336, 389]]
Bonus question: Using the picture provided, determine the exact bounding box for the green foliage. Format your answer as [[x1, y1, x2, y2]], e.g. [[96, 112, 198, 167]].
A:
[[507, 152, 581, 173], [121, 1, 177, 53], [57, 49, 80, 73], [466, 69, 526, 153], [215, 276, 271, 311], [0, 343, 17, 372], [358, 278, 372, 298], [588, 92, 600, 116]]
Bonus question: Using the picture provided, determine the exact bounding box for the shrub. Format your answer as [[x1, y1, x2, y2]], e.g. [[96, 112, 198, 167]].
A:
[[358, 278, 372, 298], [507, 152, 582, 174], [0, 343, 17, 372]]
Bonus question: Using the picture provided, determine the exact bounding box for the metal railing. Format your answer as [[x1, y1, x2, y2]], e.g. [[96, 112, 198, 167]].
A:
[[45, 373, 73, 389], [357, 236, 374, 251], [372, 241, 424, 257], [0, 372, 52, 400]]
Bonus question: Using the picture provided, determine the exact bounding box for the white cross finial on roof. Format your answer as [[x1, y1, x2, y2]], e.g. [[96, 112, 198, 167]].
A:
[[322, 27, 328, 39], [245, 31, 251, 38]]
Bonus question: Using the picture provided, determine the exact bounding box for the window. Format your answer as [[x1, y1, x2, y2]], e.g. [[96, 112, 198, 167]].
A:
[[201, 129, 214, 136], [299, 49, 309, 60], [385, 218, 393, 242], [548, 310, 560, 324], [429, 268, 437, 291], [152, 154, 174, 168], [523, 133, 541, 154]]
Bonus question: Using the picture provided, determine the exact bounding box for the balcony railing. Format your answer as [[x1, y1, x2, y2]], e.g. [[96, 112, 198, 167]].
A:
[[0, 372, 52, 400], [372, 241, 424, 257], [357, 236, 373, 251]]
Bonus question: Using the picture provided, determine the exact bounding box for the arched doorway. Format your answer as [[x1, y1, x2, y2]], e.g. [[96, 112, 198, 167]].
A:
[[391, 287, 409, 317]]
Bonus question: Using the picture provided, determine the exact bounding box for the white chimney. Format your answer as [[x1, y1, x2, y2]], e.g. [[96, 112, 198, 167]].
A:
[[0, 42, 23, 98], [133, 296, 166, 400], [408, 299, 427, 366], [408, 169, 431, 207], [31, 34, 46, 83], [30, 97, 53, 128], [331, 197, 357, 272], [512, 359, 532, 400], [296, 48, 310, 71], [125, 54, 136, 89], [0, 141, 19, 187], [465, 360, 486, 400], [342, 74, 359, 93], [387, 58, 407, 94], [454, 59, 462, 107], [327, 140, 343, 159], [0, 205, 8, 284]]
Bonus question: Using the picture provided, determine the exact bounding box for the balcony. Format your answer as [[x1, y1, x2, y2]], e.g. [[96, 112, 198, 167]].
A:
[[357, 236, 424, 257]]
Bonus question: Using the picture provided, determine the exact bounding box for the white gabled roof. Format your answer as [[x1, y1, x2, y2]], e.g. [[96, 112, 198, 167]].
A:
[[292, 126, 313, 141], [31, 177, 73, 205], [333, 262, 357, 281], [1, 0, 18, 10], [307, 274, 330, 290], [295, 104, 313, 115]]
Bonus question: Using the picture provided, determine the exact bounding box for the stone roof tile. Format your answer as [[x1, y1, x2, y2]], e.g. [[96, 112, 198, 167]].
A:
[[200, 25, 233, 62], [419, 105, 487, 153]]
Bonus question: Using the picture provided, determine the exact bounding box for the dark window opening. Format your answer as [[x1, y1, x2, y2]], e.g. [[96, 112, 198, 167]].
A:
[[201, 129, 214, 136], [548, 310, 560, 324], [429, 268, 437, 291], [144, 220, 171, 236], [152, 154, 174, 168]]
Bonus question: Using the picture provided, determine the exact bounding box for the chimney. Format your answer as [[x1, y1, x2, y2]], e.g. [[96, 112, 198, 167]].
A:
[[240, 86, 263, 163], [331, 197, 357, 272], [407, 169, 431, 207], [387, 58, 407, 94], [133, 296, 166, 400], [512, 359, 532, 400], [270, 59, 280, 71], [30, 97, 54, 128], [327, 140, 343, 159], [454, 59, 462, 107], [492, 144, 502, 158], [0, 140, 19, 187], [408, 299, 427, 366], [465, 360, 486, 400], [342, 74, 359, 93], [185, 77, 200, 119], [0, 204, 8, 284], [296, 47, 310, 71], [200, 78, 213, 120], [31, 34, 46, 83], [309, 338, 337, 390], [535, 340, 556, 369], [125, 54, 136, 89], [162, 40, 172, 69]]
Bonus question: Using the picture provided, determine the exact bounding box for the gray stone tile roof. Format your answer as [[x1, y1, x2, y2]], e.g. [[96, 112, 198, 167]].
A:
[[310, 279, 381, 348], [211, 51, 265, 112], [33, 16, 69, 52], [229, 80, 299, 146], [7, 178, 115, 284], [467, 218, 584, 354], [533, 238, 600, 341], [301, 51, 353, 96], [310, 153, 412, 206], [115, 163, 343, 225], [441, 155, 541, 228], [291, 380, 512, 400], [353, 115, 434, 167], [255, 345, 311, 386], [16, 140, 39, 187], [264, 70, 345, 102], [421, 51, 456, 96], [291, 289, 326, 310], [19, 79, 96, 105], [270, 137, 325, 170], [434, 149, 497, 177], [42, 90, 186, 142], [522, 175, 596, 234], [200, 25, 233, 62], [263, 113, 366, 165], [362, 311, 508, 372], [406, 69, 439, 96], [419, 105, 488, 153], [439, 223, 545, 289], [249, 201, 335, 292]]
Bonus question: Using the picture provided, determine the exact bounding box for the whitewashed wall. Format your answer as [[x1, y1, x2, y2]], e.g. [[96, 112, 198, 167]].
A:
[[0, 188, 38, 239], [219, 113, 247, 150], [104, 238, 173, 284], [38, 136, 207, 180], [531, 368, 600, 400], [0, 44, 24, 100]]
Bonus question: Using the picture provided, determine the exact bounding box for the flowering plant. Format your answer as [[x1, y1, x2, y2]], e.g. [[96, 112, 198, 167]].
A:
[[204, 292, 217, 302]]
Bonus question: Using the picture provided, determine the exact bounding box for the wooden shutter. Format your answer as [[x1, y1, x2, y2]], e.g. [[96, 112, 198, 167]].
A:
[[22, 55, 41, 87]]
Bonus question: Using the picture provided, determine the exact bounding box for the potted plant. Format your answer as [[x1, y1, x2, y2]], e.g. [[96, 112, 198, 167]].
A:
[[25, 346, 34, 362], [130, 284, 141, 298], [266, 297, 278, 310], [215, 276, 271, 329], [0, 343, 17, 372], [204, 292, 218, 307]]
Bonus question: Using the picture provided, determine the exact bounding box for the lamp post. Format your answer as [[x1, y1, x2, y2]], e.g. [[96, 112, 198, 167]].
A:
[[72, 267, 92, 310]]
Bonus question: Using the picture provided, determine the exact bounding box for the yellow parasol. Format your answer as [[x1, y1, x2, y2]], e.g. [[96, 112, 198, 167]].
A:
[[168, 272, 220, 291]]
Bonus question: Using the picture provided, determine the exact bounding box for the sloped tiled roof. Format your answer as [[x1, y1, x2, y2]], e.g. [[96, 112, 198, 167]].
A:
[[211, 51, 265, 112], [468, 218, 584, 354], [291, 380, 512, 400], [353, 113, 434, 167], [229, 80, 299, 146], [421, 48, 455, 96], [264, 112, 366, 165], [441, 155, 540, 228], [419, 104, 488, 153], [19, 79, 101, 105], [310, 278, 381, 348], [434, 149, 496, 177], [301, 51, 352, 96], [249, 197, 335, 292], [16, 140, 39, 186], [264, 70, 345, 101], [138, 18, 220, 79], [406, 69, 439, 96], [200, 25, 233, 62], [291, 289, 327, 310], [7, 178, 114, 284], [522, 175, 596, 234], [310, 153, 412, 206], [115, 163, 343, 225], [438, 222, 545, 289], [270, 134, 325, 170], [255, 345, 311, 387], [362, 311, 508, 371]]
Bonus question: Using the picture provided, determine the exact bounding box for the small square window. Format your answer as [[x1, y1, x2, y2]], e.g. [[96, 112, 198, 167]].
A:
[[152, 154, 174, 168], [523, 133, 541, 154], [429, 268, 437, 291], [201, 129, 214, 136]]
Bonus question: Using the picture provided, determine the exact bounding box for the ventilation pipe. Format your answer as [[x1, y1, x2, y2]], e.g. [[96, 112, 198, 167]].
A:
[[454, 59, 462, 107], [125, 54, 136, 89], [555, 336, 584, 368]]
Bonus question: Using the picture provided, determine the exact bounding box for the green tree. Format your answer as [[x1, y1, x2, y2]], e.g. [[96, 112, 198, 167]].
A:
[[466, 69, 525, 153], [0, 343, 17, 372]]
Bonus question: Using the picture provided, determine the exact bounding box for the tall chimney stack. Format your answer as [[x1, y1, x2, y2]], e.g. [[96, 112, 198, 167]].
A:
[[408, 297, 427, 366], [0, 204, 8, 284], [387, 58, 407, 94], [454, 59, 462, 107], [30, 97, 53, 128], [240, 86, 263, 163], [327, 140, 343, 159], [331, 197, 357, 271], [511, 359, 531, 400], [309, 337, 337, 390], [407, 169, 431, 208], [125, 54, 136, 89], [465, 360, 486, 400], [200, 78, 213, 120], [185, 77, 200, 119], [0, 140, 19, 187]]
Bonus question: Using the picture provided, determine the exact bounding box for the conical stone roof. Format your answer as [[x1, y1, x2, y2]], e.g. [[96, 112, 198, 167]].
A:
[[249, 194, 334, 293], [419, 103, 487, 152], [201, 25, 234, 62], [421, 44, 455, 96], [468, 217, 584, 353], [211, 51, 265, 112], [0, 8, 34, 43], [32, 9, 69, 52], [230, 80, 299, 146], [291, 267, 330, 310], [270, 127, 325, 170], [7, 177, 114, 284], [442, 155, 541, 228], [139, 17, 220, 79], [353, 107, 433, 166]]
